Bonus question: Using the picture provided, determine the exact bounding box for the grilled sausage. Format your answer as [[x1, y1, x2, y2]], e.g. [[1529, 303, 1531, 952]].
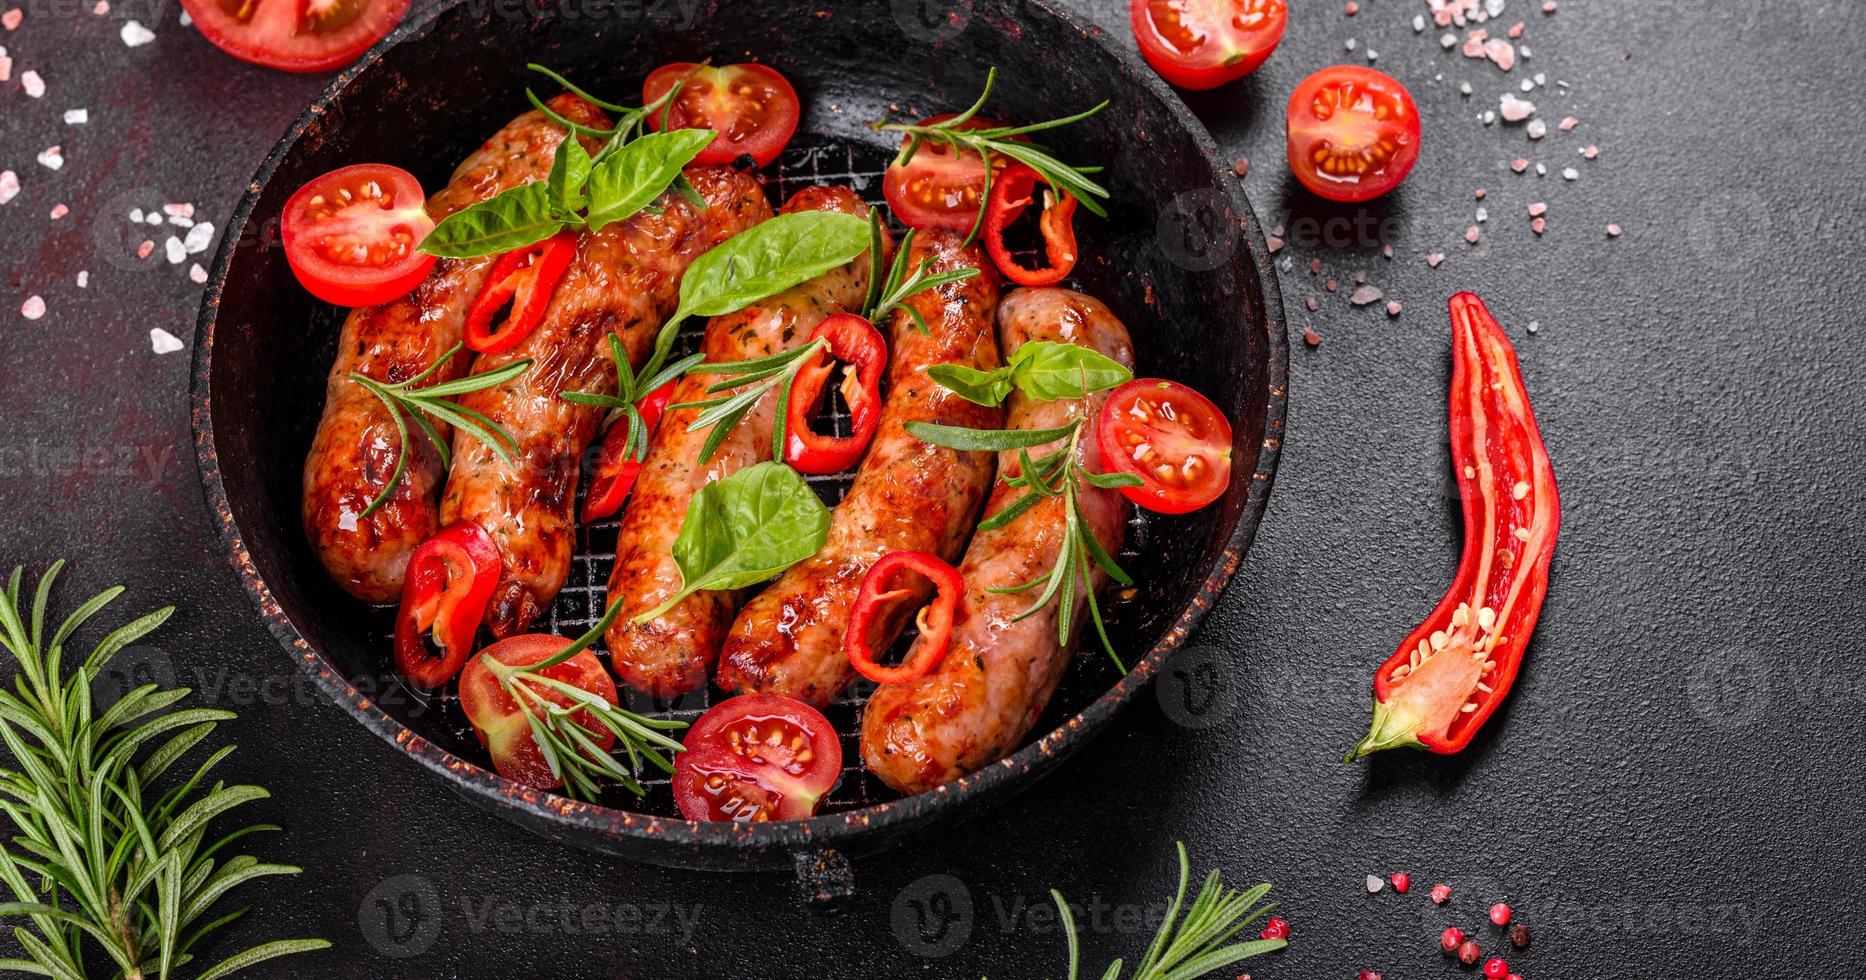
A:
[[440, 166, 774, 638], [715, 231, 1002, 706], [302, 96, 609, 603], [861, 288, 1135, 795], [603, 186, 885, 697]]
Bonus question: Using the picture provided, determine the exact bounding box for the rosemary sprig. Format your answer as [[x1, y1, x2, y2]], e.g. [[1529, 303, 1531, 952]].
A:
[[670, 338, 827, 465], [0, 561, 329, 980], [349, 344, 529, 519], [561, 334, 704, 462], [905, 417, 1141, 670], [1052, 842, 1283, 980], [878, 67, 1111, 244], [477, 601, 687, 802], [525, 63, 686, 163], [861, 210, 981, 334]]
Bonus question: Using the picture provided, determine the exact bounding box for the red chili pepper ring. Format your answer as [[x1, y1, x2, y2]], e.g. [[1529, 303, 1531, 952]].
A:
[[394, 521, 503, 688], [463, 230, 579, 355], [844, 551, 964, 685], [784, 312, 888, 475], [984, 163, 1079, 287]]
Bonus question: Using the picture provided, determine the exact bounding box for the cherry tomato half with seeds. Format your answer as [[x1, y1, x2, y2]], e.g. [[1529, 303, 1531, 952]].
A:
[[643, 62, 800, 168], [672, 694, 841, 822], [1286, 65, 1422, 203], [882, 114, 1021, 231], [179, 0, 412, 74], [1130, 0, 1289, 90], [281, 163, 435, 307], [1096, 379, 1234, 514], [458, 634, 619, 790]]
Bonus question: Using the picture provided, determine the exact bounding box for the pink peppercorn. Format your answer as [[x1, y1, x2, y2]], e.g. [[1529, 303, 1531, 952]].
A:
[[1484, 958, 1509, 979], [1431, 883, 1452, 904], [1490, 902, 1513, 926], [1390, 872, 1411, 893], [1259, 916, 1289, 941], [1440, 927, 1465, 953], [1358, 972, 1382, 980], [1457, 940, 1482, 966]]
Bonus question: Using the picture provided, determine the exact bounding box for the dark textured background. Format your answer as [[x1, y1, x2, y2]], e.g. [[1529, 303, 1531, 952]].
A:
[[1, 0, 1859, 976]]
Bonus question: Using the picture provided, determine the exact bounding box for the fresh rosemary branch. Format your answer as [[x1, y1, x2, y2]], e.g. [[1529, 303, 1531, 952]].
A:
[[861, 210, 981, 334], [0, 561, 329, 980], [525, 63, 686, 164], [560, 334, 704, 463], [349, 344, 528, 519], [878, 67, 1111, 243], [1053, 842, 1284, 980], [671, 338, 827, 465], [478, 601, 687, 801]]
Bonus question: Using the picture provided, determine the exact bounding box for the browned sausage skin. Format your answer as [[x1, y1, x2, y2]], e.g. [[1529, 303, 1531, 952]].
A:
[[302, 95, 609, 603], [715, 231, 1003, 706], [440, 166, 774, 639], [603, 186, 887, 697], [861, 288, 1135, 796]]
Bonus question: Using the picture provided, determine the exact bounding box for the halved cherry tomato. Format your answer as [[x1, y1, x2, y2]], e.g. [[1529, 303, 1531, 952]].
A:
[[179, 0, 412, 74], [783, 313, 887, 475], [1130, 0, 1289, 90], [642, 62, 800, 168], [458, 634, 619, 790], [983, 164, 1080, 287], [393, 522, 502, 689], [882, 114, 1021, 231], [281, 163, 435, 307], [463, 231, 578, 355], [844, 551, 963, 686], [1096, 379, 1234, 514], [583, 380, 677, 521], [1286, 65, 1422, 203], [672, 694, 841, 822]]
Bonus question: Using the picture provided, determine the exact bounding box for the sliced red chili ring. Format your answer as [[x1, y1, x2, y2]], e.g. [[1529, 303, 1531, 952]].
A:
[[783, 313, 888, 475], [983, 163, 1080, 287], [1347, 292, 1561, 760], [583, 380, 677, 522], [463, 230, 579, 355], [844, 551, 963, 685], [394, 521, 503, 689]]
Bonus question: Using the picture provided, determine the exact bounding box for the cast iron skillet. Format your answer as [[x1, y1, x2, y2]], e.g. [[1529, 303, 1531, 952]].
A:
[[189, 0, 1287, 891]]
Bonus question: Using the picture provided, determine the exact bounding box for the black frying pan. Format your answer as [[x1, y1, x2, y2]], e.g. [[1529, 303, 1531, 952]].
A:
[[189, 0, 1286, 896]]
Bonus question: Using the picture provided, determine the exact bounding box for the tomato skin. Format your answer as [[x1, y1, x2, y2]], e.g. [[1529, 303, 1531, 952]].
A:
[[672, 695, 841, 822], [1096, 379, 1235, 515], [882, 114, 1017, 231], [643, 62, 800, 168], [282, 163, 435, 307], [179, 0, 412, 73], [1131, 0, 1289, 90], [1285, 65, 1422, 203], [458, 635, 619, 790]]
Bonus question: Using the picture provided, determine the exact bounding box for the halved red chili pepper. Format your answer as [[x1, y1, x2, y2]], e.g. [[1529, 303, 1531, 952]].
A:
[[783, 312, 887, 475], [394, 521, 503, 689], [983, 163, 1079, 287], [463, 230, 579, 355], [1347, 292, 1561, 760], [844, 550, 963, 685], [583, 380, 677, 522]]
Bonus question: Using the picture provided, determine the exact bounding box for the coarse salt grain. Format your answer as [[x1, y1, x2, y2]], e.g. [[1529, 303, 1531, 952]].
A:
[[21, 67, 42, 97], [1441, 32, 1459, 49], [1350, 285, 1383, 306], [165, 236, 185, 264], [1305, 296, 1319, 312], [1583, 145, 1599, 159], [1559, 116, 1578, 131], [1562, 167, 1579, 180], [1607, 223, 1623, 237], [0, 170, 17, 205], [1475, 188, 1487, 199], [183, 221, 215, 253], [1460, 81, 1474, 96], [1527, 202, 1548, 217], [168, 214, 193, 227], [1543, 0, 1557, 11], [163, 202, 194, 217], [1303, 327, 1321, 347], [1414, 14, 1426, 31], [63, 107, 88, 125], [0, 53, 10, 83], [150, 328, 184, 354], [1267, 236, 1284, 253], [20, 295, 45, 320], [145, 212, 161, 225], [1536, 162, 1548, 175], [120, 20, 155, 46], [1387, 300, 1403, 317], [76, 270, 87, 287], [1508, 20, 1524, 38], [189, 262, 207, 283], [1, 8, 19, 30], [1346, 38, 1358, 51], [1531, 216, 1546, 235], [48, 203, 66, 219], [93, 0, 107, 13], [1512, 158, 1529, 173], [1465, 226, 1482, 244], [129, 207, 144, 222], [136, 240, 154, 259], [36, 146, 62, 170], [1476, 206, 1489, 222], [178, 9, 189, 26], [1485, 39, 1515, 71], [1428, 252, 1446, 268], [1366, 874, 1383, 892], [1526, 119, 1547, 139], [1500, 94, 1536, 122]]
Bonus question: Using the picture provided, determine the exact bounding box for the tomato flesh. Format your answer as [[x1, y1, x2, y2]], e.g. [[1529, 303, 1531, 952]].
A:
[[1286, 66, 1422, 203], [180, 0, 411, 73], [282, 163, 435, 308], [1096, 379, 1234, 515], [672, 695, 841, 822], [883, 114, 1018, 231], [458, 634, 619, 790], [643, 63, 801, 168], [1131, 0, 1288, 90]]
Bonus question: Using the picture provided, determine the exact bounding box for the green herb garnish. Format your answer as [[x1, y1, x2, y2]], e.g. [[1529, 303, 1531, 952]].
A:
[[635, 462, 831, 623], [0, 561, 329, 980], [928, 340, 1131, 407], [860, 210, 982, 333], [349, 344, 529, 518], [561, 332, 704, 462]]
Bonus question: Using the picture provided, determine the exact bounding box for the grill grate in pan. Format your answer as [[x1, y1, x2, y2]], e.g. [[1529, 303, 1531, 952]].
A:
[[400, 136, 1148, 816]]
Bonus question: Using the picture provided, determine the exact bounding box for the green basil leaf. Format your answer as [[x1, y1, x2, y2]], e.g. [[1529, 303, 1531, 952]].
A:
[[676, 210, 872, 320], [927, 363, 1015, 406], [547, 136, 593, 217], [635, 462, 830, 622], [584, 128, 715, 231], [419, 182, 568, 259], [1008, 341, 1133, 402], [905, 421, 1077, 452]]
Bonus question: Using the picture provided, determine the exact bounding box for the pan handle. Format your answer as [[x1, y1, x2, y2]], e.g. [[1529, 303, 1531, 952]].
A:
[[794, 847, 855, 911]]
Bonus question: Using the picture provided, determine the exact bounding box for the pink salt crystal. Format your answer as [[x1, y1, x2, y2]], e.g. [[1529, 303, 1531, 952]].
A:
[[1508, 20, 1524, 38], [1325, 279, 1339, 293], [189, 263, 208, 283], [1463, 35, 1488, 59], [1583, 145, 1599, 159], [1527, 202, 1548, 217], [1, 8, 20, 30], [1543, 0, 1557, 11], [1560, 116, 1579, 131], [1428, 252, 1446, 268], [137, 240, 154, 259], [1383, 243, 1394, 259], [1475, 188, 1487, 200], [93, 0, 108, 12], [0, 54, 9, 82], [1527, 119, 1548, 139], [48, 203, 67, 219], [1607, 223, 1623, 237], [1465, 226, 1482, 245], [0, 170, 16, 205], [20, 295, 45, 320], [1386, 300, 1403, 317], [1305, 296, 1319, 312], [1346, 1, 1358, 14], [1512, 158, 1530, 173], [1531, 217, 1547, 235], [163, 202, 195, 218], [1350, 285, 1382, 306], [1267, 236, 1285, 253], [1499, 94, 1536, 122], [1485, 38, 1516, 71], [21, 68, 43, 98], [1311, 258, 1323, 274]]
